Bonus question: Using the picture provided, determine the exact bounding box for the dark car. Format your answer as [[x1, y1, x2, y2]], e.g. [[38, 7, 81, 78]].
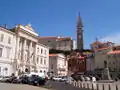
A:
[[28, 75, 46, 86], [19, 75, 30, 84], [37, 76, 46, 86], [29, 75, 39, 86]]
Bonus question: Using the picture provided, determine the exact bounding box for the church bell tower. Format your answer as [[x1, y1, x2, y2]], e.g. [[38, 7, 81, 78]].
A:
[[76, 13, 84, 50]]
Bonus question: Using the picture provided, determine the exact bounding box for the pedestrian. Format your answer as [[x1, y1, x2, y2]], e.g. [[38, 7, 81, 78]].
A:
[[92, 76, 97, 89]]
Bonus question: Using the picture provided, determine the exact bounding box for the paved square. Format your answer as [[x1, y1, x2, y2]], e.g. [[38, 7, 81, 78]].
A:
[[0, 83, 48, 90]]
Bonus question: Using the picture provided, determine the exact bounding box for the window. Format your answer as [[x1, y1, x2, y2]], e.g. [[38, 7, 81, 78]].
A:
[[48, 40, 50, 42], [0, 67, 1, 75], [44, 70, 46, 73], [41, 49, 43, 54], [37, 48, 39, 53], [37, 57, 39, 64], [45, 50, 46, 55], [64, 42, 66, 46], [51, 64, 53, 69], [6, 48, 11, 59], [4, 68, 8, 74], [64, 60, 66, 66], [8, 37, 11, 44], [0, 48, 3, 57], [40, 57, 43, 64], [44, 58, 46, 65], [0, 34, 4, 42], [40, 70, 42, 73], [113, 62, 115, 64]]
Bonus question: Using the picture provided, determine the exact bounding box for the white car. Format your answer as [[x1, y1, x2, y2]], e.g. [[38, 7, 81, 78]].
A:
[[53, 76, 62, 81]]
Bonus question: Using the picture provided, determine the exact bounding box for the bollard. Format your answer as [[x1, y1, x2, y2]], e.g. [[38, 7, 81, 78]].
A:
[[92, 83, 94, 90], [75, 81, 77, 87], [116, 85, 118, 90], [74, 81, 75, 86], [83, 83, 85, 88], [108, 84, 111, 90], [87, 83, 89, 89], [102, 84, 105, 90], [96, 84, 99, 90], [80, 82, 82, 88], [84, 83, 86, 88], [77, 81, 79, 87]]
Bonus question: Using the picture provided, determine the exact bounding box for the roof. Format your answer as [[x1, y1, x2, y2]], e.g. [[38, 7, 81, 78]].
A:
[[0, 26, 15, 35], [107, 50, 120, 55], [95, 47, 108, 51], [91, 41, 102, 45], [76, 13, 83, 27], [57, 37, 72, 41], [39, 36, 72, 41], [39, 36, 58, 39]]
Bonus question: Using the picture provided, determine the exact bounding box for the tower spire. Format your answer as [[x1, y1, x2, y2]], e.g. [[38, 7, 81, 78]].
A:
[[77, 12, 83, 28], [76, 12, 84, 50]]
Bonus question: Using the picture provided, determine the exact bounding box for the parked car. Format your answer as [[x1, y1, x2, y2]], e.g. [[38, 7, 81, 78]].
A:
[[28, 73, 47, 86], [52, 76, 62, 81], [59, 76, 68, 82], [19, 75, 30, 84], [29, 75, 40, 86], [0, 76, 11, 82], [65, 76, 74, 84]]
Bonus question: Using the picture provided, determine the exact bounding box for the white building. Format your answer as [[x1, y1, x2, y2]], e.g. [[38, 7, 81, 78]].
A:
[[49, 53, 68, 76], [0, 26, 16, 76], [36, 43, 49, 75], [39, 36, 73, 51], [0, 24, 49, 76]]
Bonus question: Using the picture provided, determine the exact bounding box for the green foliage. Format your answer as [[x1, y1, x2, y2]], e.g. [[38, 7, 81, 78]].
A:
[[49, 49, 92, 56], [49, 49, 71, 55]]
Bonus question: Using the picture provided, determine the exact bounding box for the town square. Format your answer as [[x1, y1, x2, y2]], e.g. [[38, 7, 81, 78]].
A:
[[0, 0, 120, 90]]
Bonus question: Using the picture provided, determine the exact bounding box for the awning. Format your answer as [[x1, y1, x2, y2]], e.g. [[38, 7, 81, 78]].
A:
[[107, 50, 120, 55]]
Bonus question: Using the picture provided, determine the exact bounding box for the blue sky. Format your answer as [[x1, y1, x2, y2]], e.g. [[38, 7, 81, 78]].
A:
[[0, 0, 120, 48]]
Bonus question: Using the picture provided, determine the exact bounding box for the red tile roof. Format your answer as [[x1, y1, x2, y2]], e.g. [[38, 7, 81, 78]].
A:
[[39, 36, 58, 39], [107, 50, 120, 55], [96, 47, 108, 51], [49, 54, 57, 57]]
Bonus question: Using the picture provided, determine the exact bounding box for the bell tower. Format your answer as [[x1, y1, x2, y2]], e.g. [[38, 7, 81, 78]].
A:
[[76, 13, 84, 50]]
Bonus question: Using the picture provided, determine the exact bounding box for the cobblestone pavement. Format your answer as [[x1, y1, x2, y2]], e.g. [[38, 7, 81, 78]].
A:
[[0, 83, 49, 90]]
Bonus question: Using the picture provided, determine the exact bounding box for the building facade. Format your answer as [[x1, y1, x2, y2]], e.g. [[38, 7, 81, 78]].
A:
[[90, 40, 114, 69], [36, 44, 49, 75], [107, 45, 120, 73], [68, 51, 87, 74], [86, 53, 95, 71], [0, 27, 16, 76], [39, 36, 73, 51], [49, 54, 68, 76], [0, 24, 49, 76]]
